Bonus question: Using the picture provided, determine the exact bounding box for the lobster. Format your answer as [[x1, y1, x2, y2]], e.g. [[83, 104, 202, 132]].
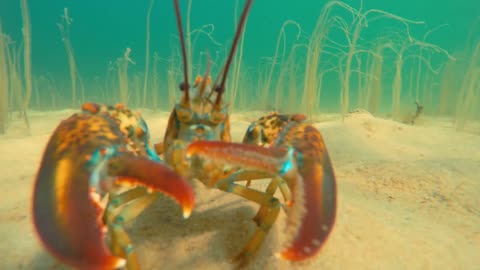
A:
[[32, 0, 337, 268], [154, 0, 337, 266], [32, 103, 195, 269]]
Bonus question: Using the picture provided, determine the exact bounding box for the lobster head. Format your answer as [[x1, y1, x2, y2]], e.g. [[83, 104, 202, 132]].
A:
[[164, 0, 253, 146]]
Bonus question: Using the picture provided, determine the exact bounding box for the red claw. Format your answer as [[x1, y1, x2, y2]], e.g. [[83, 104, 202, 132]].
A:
[[33, 148, 195, 269], [33, 156, 126, 270], [279, 125, 337, 261], [187, 124, 337, 262], [186, 140, 288, 173], [108, 155, 195, 218]]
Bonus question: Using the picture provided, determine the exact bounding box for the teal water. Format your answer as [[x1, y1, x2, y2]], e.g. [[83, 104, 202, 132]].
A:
[[1, 2, 480, 269], [0, 0, 479, 118]]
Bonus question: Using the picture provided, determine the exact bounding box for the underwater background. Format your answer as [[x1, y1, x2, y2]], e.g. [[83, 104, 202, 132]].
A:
[[0, 0, 479, 127], [1, 2, 480, 269]]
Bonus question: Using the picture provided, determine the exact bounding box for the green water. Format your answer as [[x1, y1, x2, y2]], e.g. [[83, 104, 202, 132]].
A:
[[0, 2, 479, 269], [0, 0, 479, 120]]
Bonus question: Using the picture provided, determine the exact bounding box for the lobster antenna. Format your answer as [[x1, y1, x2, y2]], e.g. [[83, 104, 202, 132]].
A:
[[173, 0, 190, 103], [207, 64, 224, 100], [214, 0, 253, 107]]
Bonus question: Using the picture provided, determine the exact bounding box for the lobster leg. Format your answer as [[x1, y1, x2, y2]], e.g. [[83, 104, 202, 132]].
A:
[[105, 187, 150, 213], [101, 185, 150, 267], [154, 142, 165, 155], [99, 155, 194, 268], [215, 181, 281, 267], [215, 172, 292, 228], [186, 147, 293, 266], [104, 192, 161, 270], [213, 170, 291, 204], [251, 177, 290, 225]]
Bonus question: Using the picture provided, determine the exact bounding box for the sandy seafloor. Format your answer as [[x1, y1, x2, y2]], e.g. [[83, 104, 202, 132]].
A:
[[0, 108, 479, 270]]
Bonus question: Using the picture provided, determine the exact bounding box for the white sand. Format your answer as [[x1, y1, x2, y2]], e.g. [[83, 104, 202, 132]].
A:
[[0, 109, 479, 270]]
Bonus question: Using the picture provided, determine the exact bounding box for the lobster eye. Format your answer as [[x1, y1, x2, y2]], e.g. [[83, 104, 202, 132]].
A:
[[214, 85, 222, 93], [179, 82, 189, 91], [81, 102, 100, 113], [175, 106, 193, 122], [242, 124, 261, 145], [135, 126, 145, 138], [210, 110, 225, 125]]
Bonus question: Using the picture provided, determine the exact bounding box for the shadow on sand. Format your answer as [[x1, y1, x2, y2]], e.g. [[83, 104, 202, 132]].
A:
[[28, 189, 283, 270]]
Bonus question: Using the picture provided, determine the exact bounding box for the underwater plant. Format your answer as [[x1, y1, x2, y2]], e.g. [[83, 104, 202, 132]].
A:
[[0, 22, 8, 134], [20, 0, 32, 130], [455, 41, 480, 130], [142, 0, 155, 107], [151, 52, 161, 110], [359, 41, 385, 113], [227, 0, 250, 113], [167, 42, 179, 107], [31, 75, 55, 110], [1, 0, 477, 133], [299, 1, 339, 118], [329, 2, 423, 120], [286, 45, 304, 113], [259, 0, 427, 119], [5, 36, 24, 119], [385, 34, 454, 120], [273, 40, 302, 112], [117, 47, 135, 104], [263, 20, 301, 109], [413, 25, 449, 101], [437, 57, 458, 115], [58, 7, 85, 107], [0, 19, 31, 132]]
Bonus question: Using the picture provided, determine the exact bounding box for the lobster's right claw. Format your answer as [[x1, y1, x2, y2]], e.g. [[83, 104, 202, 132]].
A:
[[33, 151, 195, 269]]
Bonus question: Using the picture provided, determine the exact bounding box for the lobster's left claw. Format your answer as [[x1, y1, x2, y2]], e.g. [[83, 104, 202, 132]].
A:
[[187, 122, 336, 262], [277, 125, 337, 261]]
